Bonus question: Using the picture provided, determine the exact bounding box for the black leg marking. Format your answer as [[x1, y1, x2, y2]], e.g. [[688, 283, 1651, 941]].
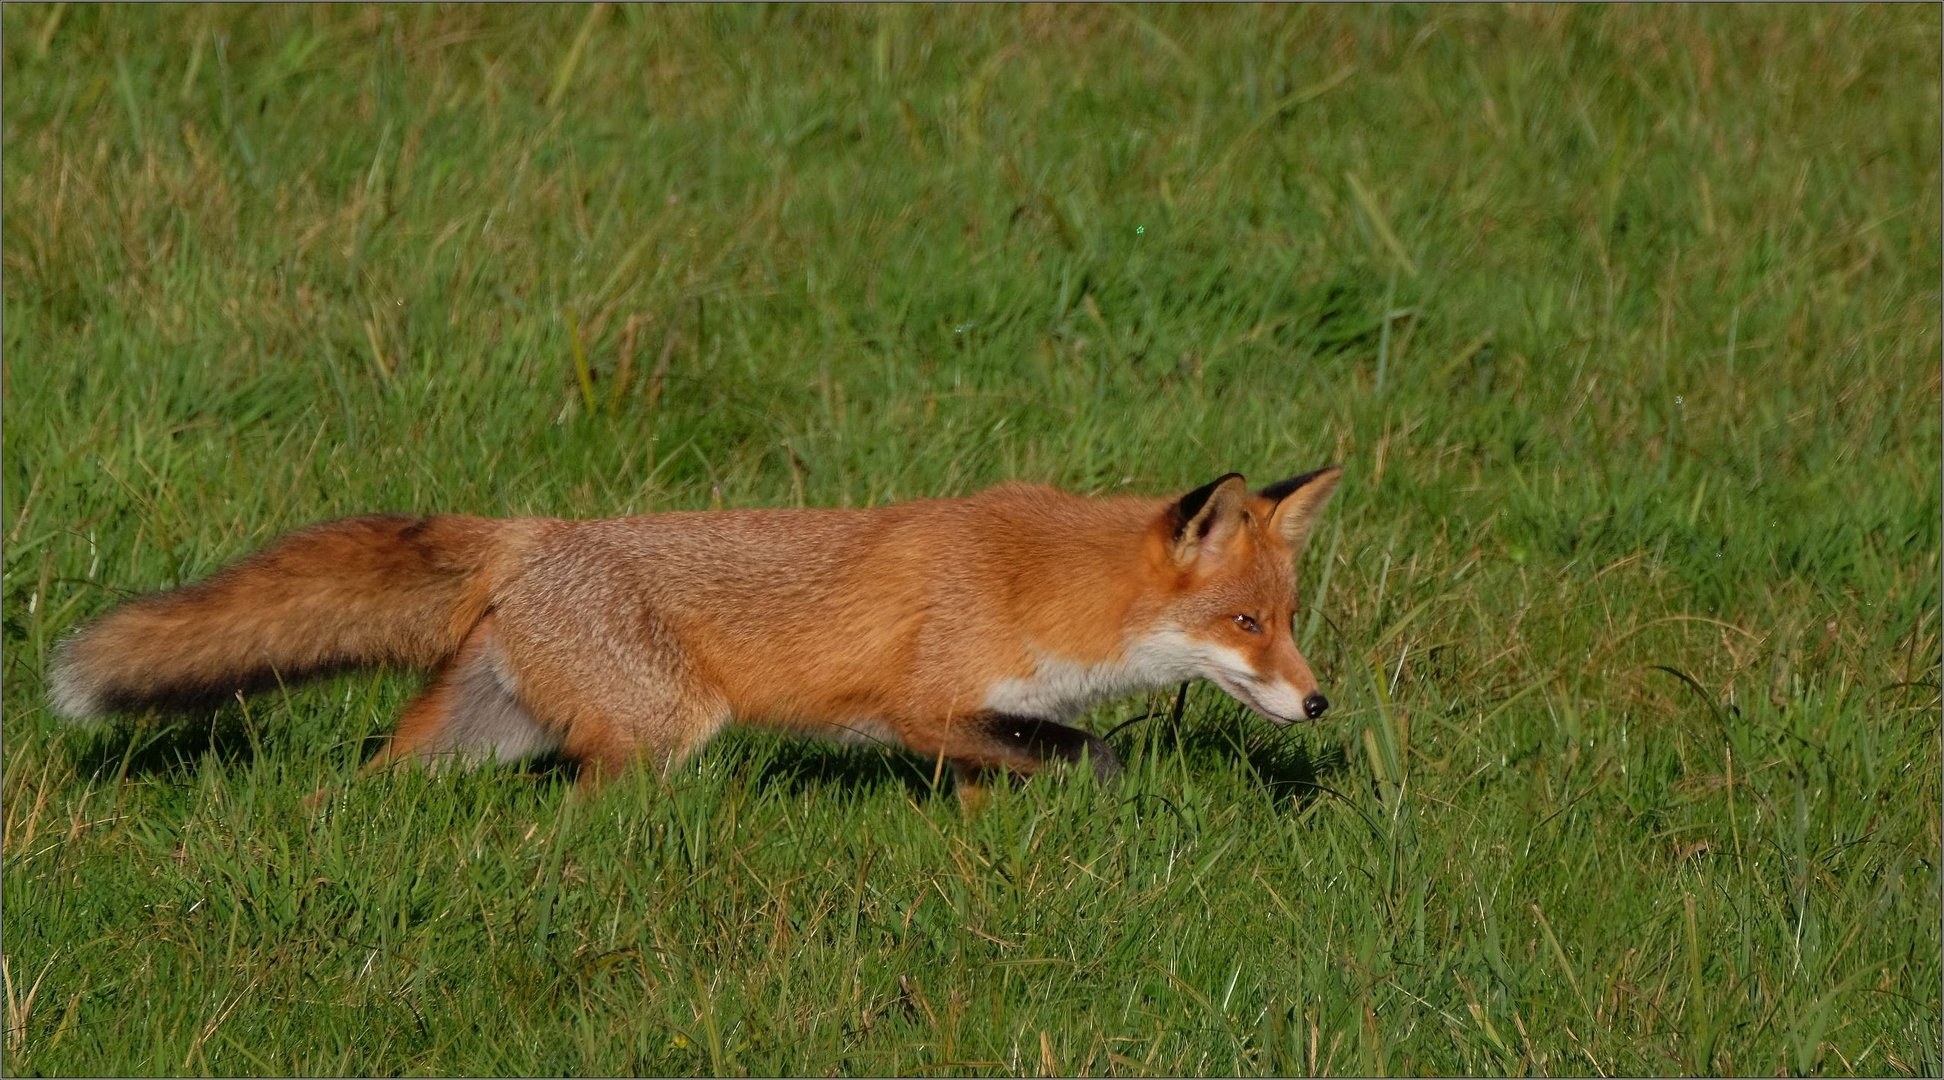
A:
[[978, 714, 1124, 782]]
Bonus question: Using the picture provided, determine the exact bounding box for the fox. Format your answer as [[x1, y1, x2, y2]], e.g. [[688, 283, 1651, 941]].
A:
[[48, 467, 1342, 791]]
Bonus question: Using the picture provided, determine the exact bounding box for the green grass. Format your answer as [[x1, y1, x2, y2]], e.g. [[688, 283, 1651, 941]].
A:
[[4, 4, 1939, 1075]]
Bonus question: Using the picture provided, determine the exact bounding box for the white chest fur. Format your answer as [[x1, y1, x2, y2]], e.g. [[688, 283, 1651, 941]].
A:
[[979, 630, 1201, 719]]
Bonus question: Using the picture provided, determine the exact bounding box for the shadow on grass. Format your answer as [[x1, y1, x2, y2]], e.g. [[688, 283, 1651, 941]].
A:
[[1237, 734, 1352, 808], [1122, 707, 1351, 809], [66, 704, 1345, 807], [70, 716, 599, 791], [66, 713, 936, 800], [69, 710, 263, 782], [736, 738, 952, 803], [723, 719, 1346, 806]]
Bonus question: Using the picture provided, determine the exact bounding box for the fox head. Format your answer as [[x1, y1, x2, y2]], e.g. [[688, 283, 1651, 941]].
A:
[[1150, 466, 1343, 725]]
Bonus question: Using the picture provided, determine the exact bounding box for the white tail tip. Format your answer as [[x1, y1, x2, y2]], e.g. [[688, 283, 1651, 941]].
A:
[[46, 645, 107, 725]]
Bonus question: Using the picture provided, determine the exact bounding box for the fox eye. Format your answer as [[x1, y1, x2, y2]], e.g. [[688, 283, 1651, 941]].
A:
[[1232, 614, 1261, 634]]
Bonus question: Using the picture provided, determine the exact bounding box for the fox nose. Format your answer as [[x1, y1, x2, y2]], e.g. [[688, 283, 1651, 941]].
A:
[[1303, 693, 1330, 719]]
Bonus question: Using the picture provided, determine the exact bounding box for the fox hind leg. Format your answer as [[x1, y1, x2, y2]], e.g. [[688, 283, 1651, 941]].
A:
[[539, 672, 731, 790], [360, 599, 732, 789], [362, 615, 561, 774], [486, 605, 731, 789]]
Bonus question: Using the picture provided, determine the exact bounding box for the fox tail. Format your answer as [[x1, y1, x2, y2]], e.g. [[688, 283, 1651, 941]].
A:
[[49, 514, 518, 722]]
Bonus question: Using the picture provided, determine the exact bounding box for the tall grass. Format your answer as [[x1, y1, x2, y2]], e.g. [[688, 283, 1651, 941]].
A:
[[4, 5, 1938, 1074]]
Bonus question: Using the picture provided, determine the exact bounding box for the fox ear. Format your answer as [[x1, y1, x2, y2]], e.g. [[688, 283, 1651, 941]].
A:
[[1258, 465, 1342, 552], [1167, 473, 1249, 566]]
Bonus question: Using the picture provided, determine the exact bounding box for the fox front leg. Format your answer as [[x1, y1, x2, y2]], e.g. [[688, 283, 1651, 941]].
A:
[[908, 711, 1123, 808], [973, 714, 1124, 783]]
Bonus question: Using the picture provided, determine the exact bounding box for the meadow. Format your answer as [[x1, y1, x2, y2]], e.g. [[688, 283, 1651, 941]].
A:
[[3, 4, 1939, 1075]]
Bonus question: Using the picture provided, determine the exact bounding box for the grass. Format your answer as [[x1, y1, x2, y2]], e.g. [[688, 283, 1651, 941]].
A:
[[3, 3, 1939, 1075]]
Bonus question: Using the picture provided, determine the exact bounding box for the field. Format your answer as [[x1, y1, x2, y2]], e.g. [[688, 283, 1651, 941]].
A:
[[3, 4, 1939, 1075]]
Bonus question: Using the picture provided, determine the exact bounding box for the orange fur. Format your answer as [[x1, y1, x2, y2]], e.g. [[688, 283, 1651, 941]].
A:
[[51, 468, 1343, 788], [50, 514, 536, 719]]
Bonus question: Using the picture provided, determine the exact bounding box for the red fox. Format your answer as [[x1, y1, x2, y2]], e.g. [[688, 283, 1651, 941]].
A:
[[49, 467, 1341, 788]]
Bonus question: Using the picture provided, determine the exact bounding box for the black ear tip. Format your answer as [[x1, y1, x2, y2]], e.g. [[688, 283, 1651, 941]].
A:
[[1171, 472, 1247, 538], [1256, 464, 1343, 504]]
